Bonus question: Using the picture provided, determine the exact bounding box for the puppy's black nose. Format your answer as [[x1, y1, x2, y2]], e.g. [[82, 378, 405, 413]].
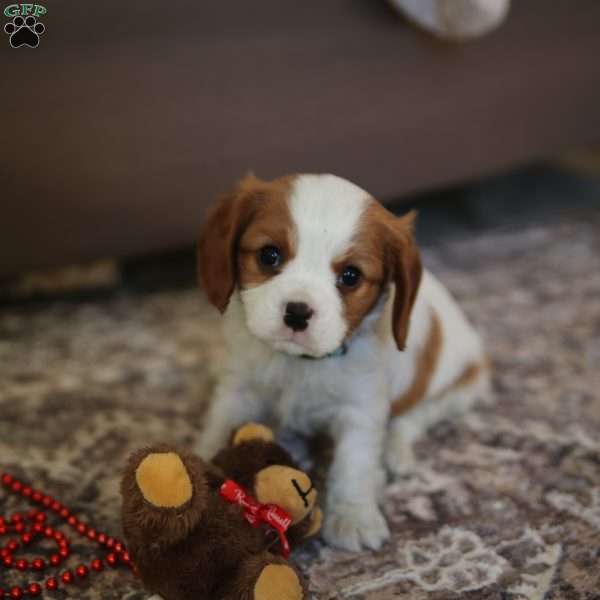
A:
[[284, 302, 313, 332]]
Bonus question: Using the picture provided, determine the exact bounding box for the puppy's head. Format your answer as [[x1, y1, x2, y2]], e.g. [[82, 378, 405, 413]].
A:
[[198, 174, 421, 357]]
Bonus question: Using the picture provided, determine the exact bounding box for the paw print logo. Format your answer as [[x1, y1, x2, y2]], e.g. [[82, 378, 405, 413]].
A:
[[4, 15, 45, 48]]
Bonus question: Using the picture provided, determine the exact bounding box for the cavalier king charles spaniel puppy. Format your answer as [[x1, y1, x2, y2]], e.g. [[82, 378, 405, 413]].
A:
[[196, 173, 489, 551]]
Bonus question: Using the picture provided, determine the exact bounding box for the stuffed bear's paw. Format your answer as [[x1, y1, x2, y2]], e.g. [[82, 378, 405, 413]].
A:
[[323, 500, 390, 552], [135, 452, 193, 508], [254, 564, 303, 600]]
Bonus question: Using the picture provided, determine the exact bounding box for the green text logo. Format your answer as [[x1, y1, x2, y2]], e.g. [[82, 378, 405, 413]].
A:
[[4, 4, 46, 18]]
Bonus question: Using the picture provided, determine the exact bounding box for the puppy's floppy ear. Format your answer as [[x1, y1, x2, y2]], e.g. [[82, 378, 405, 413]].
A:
[[386, 210, 422, 351], [197, 175, 260, 312]]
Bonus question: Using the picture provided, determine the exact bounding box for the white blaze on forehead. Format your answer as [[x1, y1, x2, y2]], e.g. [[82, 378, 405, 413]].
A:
[[288, 175, 371, 268]]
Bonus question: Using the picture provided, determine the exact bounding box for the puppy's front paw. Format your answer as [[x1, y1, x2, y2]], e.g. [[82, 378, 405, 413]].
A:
[[323, 501, 390, 551]]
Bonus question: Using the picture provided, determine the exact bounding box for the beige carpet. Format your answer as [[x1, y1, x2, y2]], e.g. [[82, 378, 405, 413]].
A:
[[1, 209, 599, 599]]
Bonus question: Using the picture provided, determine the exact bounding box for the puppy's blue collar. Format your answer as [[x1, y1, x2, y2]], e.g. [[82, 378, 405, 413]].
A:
[[300, 342, 348, 360]]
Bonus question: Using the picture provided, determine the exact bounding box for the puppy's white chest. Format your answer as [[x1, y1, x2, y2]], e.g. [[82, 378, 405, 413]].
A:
[[275, 368, 338, 434]]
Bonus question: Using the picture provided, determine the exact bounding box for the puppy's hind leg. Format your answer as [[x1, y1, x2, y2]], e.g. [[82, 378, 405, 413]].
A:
[[386, 364, 492, 477]]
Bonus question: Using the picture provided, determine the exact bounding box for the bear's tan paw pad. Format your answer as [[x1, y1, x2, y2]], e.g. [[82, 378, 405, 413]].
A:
[[135, 452, 192, 508], [233, 423, 275, 446], [254, 564, 303, 600]]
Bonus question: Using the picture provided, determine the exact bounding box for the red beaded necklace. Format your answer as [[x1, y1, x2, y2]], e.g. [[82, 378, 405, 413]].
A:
[[0, 472, 134, 599]]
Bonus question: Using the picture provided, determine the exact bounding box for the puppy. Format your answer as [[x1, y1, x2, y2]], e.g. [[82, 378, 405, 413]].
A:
[[196, 173, 489, 551]]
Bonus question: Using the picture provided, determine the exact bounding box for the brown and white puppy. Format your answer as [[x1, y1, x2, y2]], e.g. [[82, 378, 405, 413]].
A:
[[196, 174, 489, 551]]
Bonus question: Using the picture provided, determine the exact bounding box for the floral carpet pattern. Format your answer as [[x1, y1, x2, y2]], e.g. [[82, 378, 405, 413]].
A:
[[1, 209, 599, 599]]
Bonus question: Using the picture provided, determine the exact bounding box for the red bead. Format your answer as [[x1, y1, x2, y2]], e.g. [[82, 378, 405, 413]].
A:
[[3, 556, 13, 567], [31, 559, 45, 571], [51, 501, 61, 512], [76, 523, 87, 535], [49, 554, 61, 567], [9, 587, 22, 600], [26, 583, 41, 597], [31, 491, 42, 503], [90, 559, 103, 571], [97, 533, 107, 545], [58, 547, 69, 559], [105, 553, 117, 567], [120, 551, 131, 565], [20, 533, 32, 545], [26, 510, 38, 521], [105, 537, 115, 548], [87, 528, 97, 541], [1, 474, 13, 486], [0, 526, 6, 535], [32, 523, 43, 534], [60, 571, 73, 585], [75, 565, 88, 578], [13, 523, 24, 534], [59, 508, 70, 519], [7, 540, 19, 552], [21, 486, 32, 498], [53, 531, 64, 541], [45, 579, 58, 591], [11, 482, 22, 494], [44, 527, 54, 538], [34, 513, 46, 523], [67, 516, 77, 527], [15, 559, 28, 571], [114, 541, 123, 553], [41, 496, 53, 508], [0, 549, 9, 558], [10, 513, 23, 524]]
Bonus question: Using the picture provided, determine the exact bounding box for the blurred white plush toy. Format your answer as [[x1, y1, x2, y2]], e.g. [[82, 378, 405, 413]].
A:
[[390, 0, 511, 40]]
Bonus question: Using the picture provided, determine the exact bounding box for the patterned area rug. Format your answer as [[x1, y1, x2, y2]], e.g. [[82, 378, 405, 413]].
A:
[[1, 209, 599, 599]]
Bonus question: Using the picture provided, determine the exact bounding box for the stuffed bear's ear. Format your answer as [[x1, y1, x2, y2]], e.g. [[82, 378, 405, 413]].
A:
[[136, 452, 193, 508], [232, 423, 275, 447], [121, 445, 209, 548]]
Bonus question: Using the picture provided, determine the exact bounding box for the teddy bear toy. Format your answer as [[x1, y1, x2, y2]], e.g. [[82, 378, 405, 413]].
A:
[[121, 423, 322, 600]]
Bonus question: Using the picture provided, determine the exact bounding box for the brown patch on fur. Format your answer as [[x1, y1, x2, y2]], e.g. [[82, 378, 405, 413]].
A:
[[451, 362, 481, 390], [391, 309, 443, 416], [197, 174, 295, 312], [432, 359, 487, 402], [237, 178, 296, 289], [334, 201, 422, 345]]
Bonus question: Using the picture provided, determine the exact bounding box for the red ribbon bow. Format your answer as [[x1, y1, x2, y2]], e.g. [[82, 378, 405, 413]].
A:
[[219, 480, 292, 558]]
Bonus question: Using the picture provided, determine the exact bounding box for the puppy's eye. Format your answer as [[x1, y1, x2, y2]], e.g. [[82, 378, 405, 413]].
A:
[[339, 266, 361, 288], [258, 245, 282, 268]]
